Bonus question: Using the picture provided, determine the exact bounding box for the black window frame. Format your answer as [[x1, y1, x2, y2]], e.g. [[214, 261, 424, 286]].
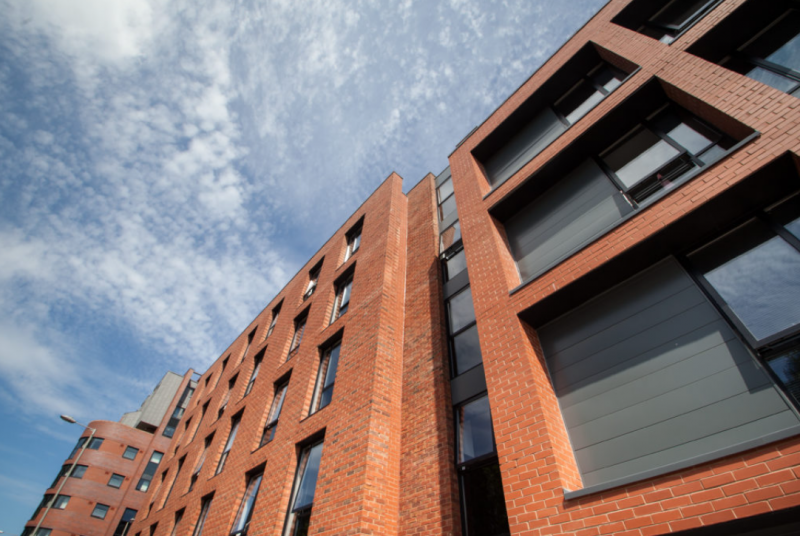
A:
[[192, 495, 213, 536], [266, 302, 282, 339], [113, 508, 138, 536], [230, 471, 264, 536], [330, 275, 353, 324], [303, 262, 322, 301], [447, 287, 483, 378], [92, 503, 110, 520], [218, 374, 239, 419], [123, 446, 139, 460], [344, 223, 362, 262], [282, 439, 324, 536], [261, 380, 289, 446], [310, 341, 341, 414], [108, 473, 125, 488], [613, 0, 724, 45], [189, 433, 214, 492], [244, 349, 265, 397], [288, 314, 307, 360], [136, 451, 164, 492], [216, 413, 242, 475]]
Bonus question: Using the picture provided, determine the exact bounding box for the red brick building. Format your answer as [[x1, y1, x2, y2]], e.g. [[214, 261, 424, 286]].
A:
[[24, 371, 197, 536], [126, 0, 800, 535]]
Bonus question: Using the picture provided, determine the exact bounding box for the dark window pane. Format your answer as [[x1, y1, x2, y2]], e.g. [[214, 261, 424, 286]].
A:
[[651, 0, 711, 29], [294, 443, 323, 511], [555, 79, 604, 125], [603, 127, 680, 189], [108, 474, 125, 488], [292, 510, 311, 536], [453, 324, 482, 376], [766, 345, 800, 407], [591, 64, 624, 93], [231, 473, 262, 536], [123, 446, 139, 460], [445, 248, 467, 280], [448, 288, 476, 333], [653, 108, 717, 155], [743, 11, 800, 72], [461, 458, 510, 536], [706, 235, 800, 341], [458, 396, 495, 463]]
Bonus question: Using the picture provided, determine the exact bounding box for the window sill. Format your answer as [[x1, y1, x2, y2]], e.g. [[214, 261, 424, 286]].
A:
[[508, 131, 760, 298], [563, 425, 800, 501]]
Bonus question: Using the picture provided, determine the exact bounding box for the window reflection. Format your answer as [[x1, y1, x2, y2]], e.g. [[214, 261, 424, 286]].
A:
[[458, 395, 495, 463]]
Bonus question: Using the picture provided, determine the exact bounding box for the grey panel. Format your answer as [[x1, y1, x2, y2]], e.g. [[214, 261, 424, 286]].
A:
[[451, 364, 487, 406], [435, 166, 452, 188], [443, 268, 470, 299], [439, 211, 459, 234], [537, 258, 800, 489], [484, 107, 567, 187], [506, 159, 633, 281]]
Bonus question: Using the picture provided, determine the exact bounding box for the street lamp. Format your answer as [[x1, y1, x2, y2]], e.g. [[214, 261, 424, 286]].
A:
[[31, 416, 97, 536]]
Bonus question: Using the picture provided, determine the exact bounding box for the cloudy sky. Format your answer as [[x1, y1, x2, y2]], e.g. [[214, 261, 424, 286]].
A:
[[0, 0, 607, 530]]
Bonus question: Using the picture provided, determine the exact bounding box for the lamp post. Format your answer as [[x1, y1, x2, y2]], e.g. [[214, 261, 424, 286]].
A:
[[31, 416, 96, 536]]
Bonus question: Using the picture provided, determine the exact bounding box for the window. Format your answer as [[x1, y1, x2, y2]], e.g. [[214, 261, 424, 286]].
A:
[[189, 434, 213, 492], [472, 45, 636, 189], [689, 1, 800, 97], [304, 264, 322, 300], [192, 496, 213, 536], [92, 503, 110, 519], [88, 437, 104, 449], [216, 414, 241, 475], [288, 315, 307, 360], [163, 456, 185, 506], [52, 465, 72, 487], [438, 175, 457, 221], [230, 472, 263, 536], [68, 437, 86, 459], [245, 349, 264, 397], [136, 451, 164, 492], [70, 464, 87, 478], [51, 495, 69, 509], [164, 385, 195, 438], [191, 402, 209, 442], [310, 342, 341, 414], [241, 328, 257, 364], [687, 196, 800, 407], [123, 446, 139, 460], [113, 508, 138, 536], [31, 494, 52, 520], [170, 509, 184, 536], [108, 473, 125, 488], [496, 82, 747, 283], [613, 0, 723, 44], [218, 375, 238, 419], [456, 395, 510, 536], [443, 245, 467, 282], [261, 381, 289, 445], [266, 303, 281, 338], [448, 288, 483, 376], [344, 225, 362, 262], [283, 441, 324, 536], [440, 221, 461, 254], [330, 276, 353, 323]]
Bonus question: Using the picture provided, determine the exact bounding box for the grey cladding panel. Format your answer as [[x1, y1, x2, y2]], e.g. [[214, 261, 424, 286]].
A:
[[506, 159, 632, 281], [538, 258, 800, 489], [484, 107, 566, 187]]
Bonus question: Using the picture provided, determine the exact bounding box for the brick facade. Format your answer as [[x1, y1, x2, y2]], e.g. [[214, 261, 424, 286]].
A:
[[93, 1, 800, 535]]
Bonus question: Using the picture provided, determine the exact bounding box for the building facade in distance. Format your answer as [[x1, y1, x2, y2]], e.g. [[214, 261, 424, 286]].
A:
[[112, 0, 800, 534], [24, 371, 197, 536]]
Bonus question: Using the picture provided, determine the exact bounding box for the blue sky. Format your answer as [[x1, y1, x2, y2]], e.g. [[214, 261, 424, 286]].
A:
[[0, 0, 607, 531]]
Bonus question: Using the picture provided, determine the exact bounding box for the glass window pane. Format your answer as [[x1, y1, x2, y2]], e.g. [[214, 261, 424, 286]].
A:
[[458, 396, 495, 463], [699, 221, 800, 341], [603, 127, 681, 189], [439, 195, 457, 221], [445, 248, 467, 281], [293, 443, 324, 511], [461, 459, 510, 536], [555, 79, 605, 125], [591, 64, 624, 93], [437, 178, 454, 203], [653, 108, 717, 155], [744, 11, 800, 72], [746, 66, 799, 92], [765, 346, 800, 407], [453, 324, 482, 376], [440, 221, 461, 253], [448, 288, 476, 333], [324, 345, 340, 390]]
